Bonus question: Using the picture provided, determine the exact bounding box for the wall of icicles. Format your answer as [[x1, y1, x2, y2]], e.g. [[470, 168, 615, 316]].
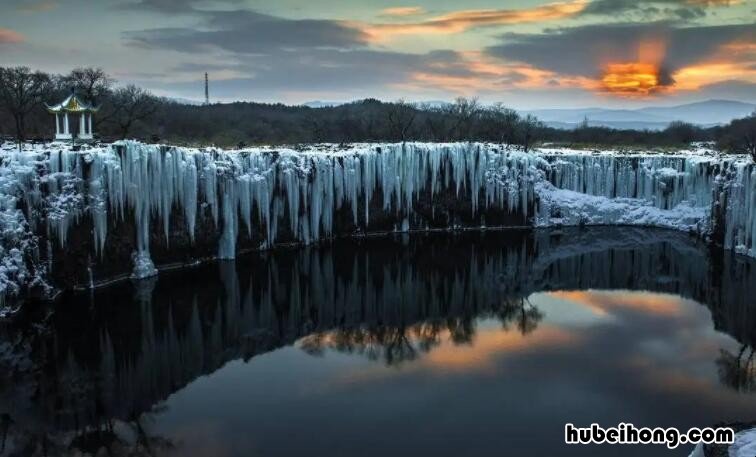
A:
[[0, 141, 753, 304]]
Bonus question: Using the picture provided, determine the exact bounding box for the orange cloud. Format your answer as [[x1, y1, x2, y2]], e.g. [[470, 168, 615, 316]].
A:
[[359, 0, 588, 42], [600, 63, 671, 97], [380, 6, 426, 17], [685, 0, 741, 5], [595, 34, 756, 98], [0, 28, 24, 44], [597, 38, 674, 97], [670, 39, 756, 90], [673, 63, 756, 90], [399, 51, 596, 96]]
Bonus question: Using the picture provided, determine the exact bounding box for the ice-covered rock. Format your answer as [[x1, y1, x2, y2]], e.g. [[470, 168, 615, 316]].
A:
[[730, 428, 756, 457], [0, 141, 753, 307]]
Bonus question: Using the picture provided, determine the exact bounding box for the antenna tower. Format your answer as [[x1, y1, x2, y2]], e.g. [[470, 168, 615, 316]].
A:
[[204, 73, 209, 105]]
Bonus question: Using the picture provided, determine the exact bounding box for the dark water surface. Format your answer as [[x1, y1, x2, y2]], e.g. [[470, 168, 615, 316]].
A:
[[1, 228, 756, 456]]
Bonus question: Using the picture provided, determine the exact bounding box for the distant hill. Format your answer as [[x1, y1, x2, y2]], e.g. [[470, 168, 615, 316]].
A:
[[636, 100, 755, 124], [302, 101, 343, 108], [168, 97, 205, 106], [541, 120, 702, 131], [524, 100, 755, 130]]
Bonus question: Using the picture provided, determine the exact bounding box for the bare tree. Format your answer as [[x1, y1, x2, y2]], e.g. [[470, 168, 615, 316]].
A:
[[448, 97, 481, 140], [735, 112, 756, 162], [108, 85, 158, 140], [386, 99, 417, 141], [518, 114, 542, 153], [420, 103, 453, 141], [0, 66, 52, 143], [497, 297, 543, 335], [64, 67, 115, 129], [716, 111, 756, 162], [64, 67, 114, 105], [486, 103, 520, 145], [307, 115, 326, 143]]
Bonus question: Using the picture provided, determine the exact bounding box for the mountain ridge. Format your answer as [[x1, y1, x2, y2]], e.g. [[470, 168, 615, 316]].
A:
[[523, 99, 754, 129]]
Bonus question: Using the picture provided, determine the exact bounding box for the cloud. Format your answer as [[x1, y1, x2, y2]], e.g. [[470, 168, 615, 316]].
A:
[[487, 22, 754, 79], [124, 10, 368, 53], [578, 0, 742, 21], [380, 6, 426, 17], [686, 0, 741, 4], [145, 47, 586, 103], [485, 22, 755, 97], [582, 0, 735, 13], [120, 3, 753, 102], [16, 0, 57, 13], [125, 9, 487, 98], [118, 0, 242, 13], [680, 80, 756, 102], [398, 51, 595, 95], [0, 28, 24, 44], [357, 0, 589, 42]]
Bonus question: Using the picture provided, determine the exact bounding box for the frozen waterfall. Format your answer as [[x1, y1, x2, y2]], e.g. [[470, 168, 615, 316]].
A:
[[0, 141, 753, 304]]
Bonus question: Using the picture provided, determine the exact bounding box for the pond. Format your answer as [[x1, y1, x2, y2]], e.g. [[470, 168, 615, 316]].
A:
[[1, 227, 755, 456]]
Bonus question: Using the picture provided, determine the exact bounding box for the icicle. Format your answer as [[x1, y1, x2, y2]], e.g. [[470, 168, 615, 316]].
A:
[[5, 141, 756, 304]]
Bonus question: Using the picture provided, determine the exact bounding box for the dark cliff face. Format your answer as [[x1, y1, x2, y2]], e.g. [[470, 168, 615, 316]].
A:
[[44, 176, 533, 291], [37, 143, 538, 294]]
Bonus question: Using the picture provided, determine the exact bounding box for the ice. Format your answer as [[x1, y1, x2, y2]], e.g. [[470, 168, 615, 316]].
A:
[[720, 162, 756, 257], [687, 443, 704, 457], [535, 182, 709, 233], [729, 428, 756, 457], [131, 250, 157, 279], [0, 140, 753, 305]]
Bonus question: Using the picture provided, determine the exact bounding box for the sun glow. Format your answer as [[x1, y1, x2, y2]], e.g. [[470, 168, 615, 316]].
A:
[[599, 38, 672, 97], [600, 62, 668, 97]]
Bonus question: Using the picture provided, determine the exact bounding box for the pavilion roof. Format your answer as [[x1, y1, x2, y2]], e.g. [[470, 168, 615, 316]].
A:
[[45, 92, 99, 114]]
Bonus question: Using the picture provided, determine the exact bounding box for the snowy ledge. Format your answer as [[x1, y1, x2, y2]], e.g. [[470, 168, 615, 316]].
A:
[[0, 141, 753, 307]]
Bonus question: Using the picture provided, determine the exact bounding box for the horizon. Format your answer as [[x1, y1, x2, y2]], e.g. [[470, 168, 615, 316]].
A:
[[175, 96, 754, 110], [1, 0, 754, 110]]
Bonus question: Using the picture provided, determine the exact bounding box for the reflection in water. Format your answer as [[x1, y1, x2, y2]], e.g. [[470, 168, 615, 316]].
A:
[[717, 346, 756, 393], [0, 227, 755, 456], [299, 297, 543, 366]]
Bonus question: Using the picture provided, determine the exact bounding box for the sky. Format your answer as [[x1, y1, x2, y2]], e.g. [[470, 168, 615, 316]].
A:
[[0, 0, 754, 108]]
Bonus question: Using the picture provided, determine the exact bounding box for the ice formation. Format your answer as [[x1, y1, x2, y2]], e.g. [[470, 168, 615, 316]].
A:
[[0, 141, 753, 305], [728, 428, 756, 457]]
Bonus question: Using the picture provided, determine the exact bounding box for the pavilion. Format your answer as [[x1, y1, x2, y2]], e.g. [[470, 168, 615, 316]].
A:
[[45, 89, 99, 142]]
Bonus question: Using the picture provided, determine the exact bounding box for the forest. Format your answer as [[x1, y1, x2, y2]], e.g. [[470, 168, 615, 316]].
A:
[[1, 66, 754, 158]]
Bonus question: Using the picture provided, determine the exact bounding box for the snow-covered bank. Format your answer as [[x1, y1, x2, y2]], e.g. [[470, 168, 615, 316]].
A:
[[0, 141, 753, 306]]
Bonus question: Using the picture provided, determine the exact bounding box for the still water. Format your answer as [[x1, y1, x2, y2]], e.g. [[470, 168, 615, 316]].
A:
[[1, 228, 755, 456]]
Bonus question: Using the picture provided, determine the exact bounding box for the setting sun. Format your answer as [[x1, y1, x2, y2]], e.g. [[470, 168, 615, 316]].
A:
[[600, 62, 669, 97]]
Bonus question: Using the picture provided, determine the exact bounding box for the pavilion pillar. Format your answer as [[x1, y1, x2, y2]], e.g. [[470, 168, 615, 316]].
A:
[[64, 114, 69, 135], [80, 113, 86, 136], [88, 114, 93, 136], [55, 113, 60, 136]]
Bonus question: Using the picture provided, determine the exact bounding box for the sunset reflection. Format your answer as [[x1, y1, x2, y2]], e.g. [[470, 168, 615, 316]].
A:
[[547, 290, 683, 316]]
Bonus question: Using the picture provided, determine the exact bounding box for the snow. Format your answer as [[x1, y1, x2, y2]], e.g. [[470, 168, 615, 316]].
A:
[[0, 143, 48, 308], [535, 183, 708, 233], [131, 250, 157, 279], [0, 140, 753, 306], [687, 443, 704, 457], [729, 428, 756, 457]]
